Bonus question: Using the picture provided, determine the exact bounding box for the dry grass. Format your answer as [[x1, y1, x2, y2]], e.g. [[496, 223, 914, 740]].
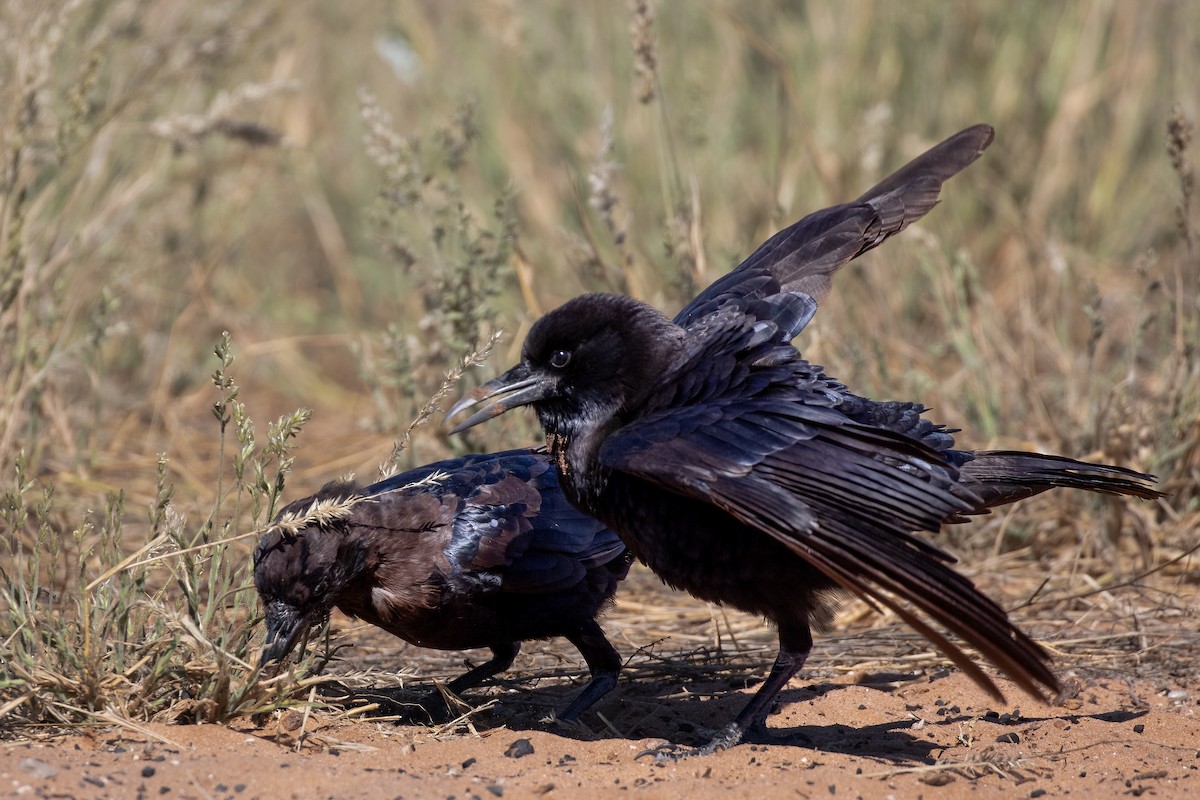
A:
[[1, 0, 1197, 737]]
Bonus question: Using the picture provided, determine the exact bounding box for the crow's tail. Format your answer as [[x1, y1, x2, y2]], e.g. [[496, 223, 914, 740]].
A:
[[960, 450, 1162, 510]]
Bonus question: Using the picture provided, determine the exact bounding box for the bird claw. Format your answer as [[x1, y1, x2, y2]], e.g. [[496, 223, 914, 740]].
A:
[[547, 712, 590, 733], [633, 742, 690, 762], [313, 680, 355, 701], [634, 721, 812, 763], [635, 739, 728, 764], [634, 725, 740, 763]]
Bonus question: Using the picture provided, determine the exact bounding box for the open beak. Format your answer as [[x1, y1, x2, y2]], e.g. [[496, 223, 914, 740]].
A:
[[444, 362, 549, 434], [260, 601, 311, 667]]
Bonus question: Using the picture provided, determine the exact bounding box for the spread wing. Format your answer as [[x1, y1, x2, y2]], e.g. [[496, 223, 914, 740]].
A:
[[598, 310, 1055, 699], [599, 384, 974, 558], [674, 124, 994, 332]]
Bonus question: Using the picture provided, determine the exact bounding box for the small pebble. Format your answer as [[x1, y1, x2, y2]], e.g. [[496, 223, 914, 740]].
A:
[[504, 739, 535, 759], [920, 772, 955, 786], [279, 711, 304, 732], [141, 766, 156, 778]]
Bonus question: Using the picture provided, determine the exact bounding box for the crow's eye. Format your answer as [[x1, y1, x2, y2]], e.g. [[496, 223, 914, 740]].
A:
[[549, 349, 571, 369]]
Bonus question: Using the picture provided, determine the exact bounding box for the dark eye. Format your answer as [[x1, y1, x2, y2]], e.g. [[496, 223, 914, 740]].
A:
[[549, 349, 571, 369]]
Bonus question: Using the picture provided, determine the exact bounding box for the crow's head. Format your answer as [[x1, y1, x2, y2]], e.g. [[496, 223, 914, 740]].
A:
[[253, 482, 366, 667], [445, 293, 685, 438]]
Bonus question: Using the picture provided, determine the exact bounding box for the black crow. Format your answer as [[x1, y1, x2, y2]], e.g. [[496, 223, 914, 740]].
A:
[[445, 126, 1161, 755], [253, 448, 632, 723]]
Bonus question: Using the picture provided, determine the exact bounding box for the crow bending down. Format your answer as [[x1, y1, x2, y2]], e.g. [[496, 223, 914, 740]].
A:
[[254, 448, 631, 722]]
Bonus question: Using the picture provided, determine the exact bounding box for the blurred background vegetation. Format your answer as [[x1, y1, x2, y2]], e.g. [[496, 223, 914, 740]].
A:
[[1, 0, 1196, 727]]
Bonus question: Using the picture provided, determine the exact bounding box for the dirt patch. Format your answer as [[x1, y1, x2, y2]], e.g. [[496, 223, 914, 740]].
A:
[[5, 562, 1198, 799], [5, 665, 1197, 799]]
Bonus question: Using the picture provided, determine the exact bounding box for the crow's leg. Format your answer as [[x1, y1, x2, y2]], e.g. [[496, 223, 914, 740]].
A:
[[709, 624, 812, 749], [445, 641, 520, 695], [558, 620, 623, 722], [644, 621, 812, 761]]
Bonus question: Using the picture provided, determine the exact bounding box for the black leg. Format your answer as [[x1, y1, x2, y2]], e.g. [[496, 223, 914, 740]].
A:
[[445, 641, 520, 695], [643, 621, 813, 762], [699, 645, 810, 752], [558, 620, 623, 722]]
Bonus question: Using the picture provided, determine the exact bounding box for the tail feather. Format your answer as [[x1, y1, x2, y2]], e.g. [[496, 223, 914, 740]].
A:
[[960, 450, 1163, 510]]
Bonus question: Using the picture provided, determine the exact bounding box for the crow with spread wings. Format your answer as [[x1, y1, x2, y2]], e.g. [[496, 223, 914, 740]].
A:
[[446, 125, 1161, 756]]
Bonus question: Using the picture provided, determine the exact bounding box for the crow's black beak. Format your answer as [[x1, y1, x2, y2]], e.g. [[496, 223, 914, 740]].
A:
[[444, 362, 548, 434], [260, 601, 310, 667]]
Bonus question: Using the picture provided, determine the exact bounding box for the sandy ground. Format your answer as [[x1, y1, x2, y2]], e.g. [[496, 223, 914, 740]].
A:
[[4, 563, 1197, 799], [4, 665, 1197, 800]]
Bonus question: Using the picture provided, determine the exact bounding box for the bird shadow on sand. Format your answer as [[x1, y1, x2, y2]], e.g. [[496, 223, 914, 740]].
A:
[[313, 661, 1156, 768], [314, 681, 465, 725], [594, 680, 945, 763], [316, 670, 952, 765]]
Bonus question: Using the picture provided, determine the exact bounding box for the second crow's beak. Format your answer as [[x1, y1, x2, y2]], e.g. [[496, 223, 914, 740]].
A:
[[260, 601, 310, 668], [444, 362, 548, 435]]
